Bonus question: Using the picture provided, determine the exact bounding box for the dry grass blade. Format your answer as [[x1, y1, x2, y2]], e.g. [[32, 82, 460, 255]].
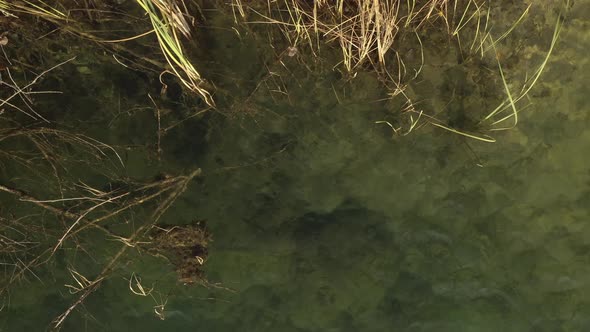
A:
[[128, 272, 154, 296], [0, 0, 67, 21], [0, 127, 124, 167], [0, 57, 75, 122], [51, 191, 129, 255]]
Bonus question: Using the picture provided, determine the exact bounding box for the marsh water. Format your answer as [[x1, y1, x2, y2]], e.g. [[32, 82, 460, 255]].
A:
[[1, 1, 590, 331]]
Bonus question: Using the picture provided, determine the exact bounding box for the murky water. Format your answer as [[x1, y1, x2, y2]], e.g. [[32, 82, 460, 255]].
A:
[[1, 0, 589, 331]]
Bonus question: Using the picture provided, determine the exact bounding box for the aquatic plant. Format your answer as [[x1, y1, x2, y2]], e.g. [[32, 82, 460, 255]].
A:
[[135, 0, 215, 106]]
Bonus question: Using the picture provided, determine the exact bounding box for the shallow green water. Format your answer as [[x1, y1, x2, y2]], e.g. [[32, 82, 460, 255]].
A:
[[1, 1, 590, 331]]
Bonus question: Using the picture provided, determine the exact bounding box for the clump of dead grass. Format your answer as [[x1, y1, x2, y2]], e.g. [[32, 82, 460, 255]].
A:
[[231, 0, 570, 143]]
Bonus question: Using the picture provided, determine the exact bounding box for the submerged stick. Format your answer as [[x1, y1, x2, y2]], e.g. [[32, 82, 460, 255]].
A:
[[50, 168, 202, 331], [0, 184, 78, 219]]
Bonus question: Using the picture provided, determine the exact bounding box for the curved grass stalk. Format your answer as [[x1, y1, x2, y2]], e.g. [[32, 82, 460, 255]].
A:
[[436, 5, 564, 143], [430, 122, 496, 143], [492, 46, 518, 130], [482, 8, 565, 129], [470, 4, 489, 53]]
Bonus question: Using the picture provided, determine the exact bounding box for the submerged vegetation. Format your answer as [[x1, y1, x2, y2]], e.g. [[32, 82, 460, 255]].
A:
[[0, 0, 572, 329]]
